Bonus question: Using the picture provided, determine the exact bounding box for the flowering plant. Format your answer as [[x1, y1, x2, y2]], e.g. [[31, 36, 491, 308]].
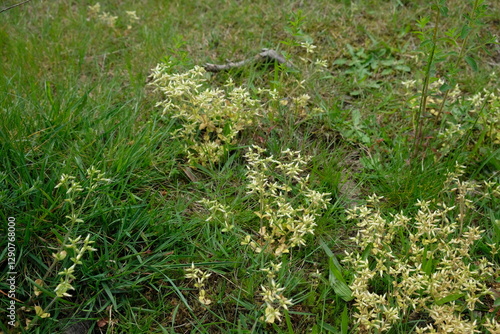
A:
[[344, 170, 499, 333], [149, 64, 262, 165]]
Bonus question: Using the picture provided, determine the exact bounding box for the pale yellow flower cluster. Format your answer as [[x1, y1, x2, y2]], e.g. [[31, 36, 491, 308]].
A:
[[198, 198, 234, 232], [258, 262, 293, 323], [49, 168, 108, 297], [54, 235, 97, 298], [190, 147, 330, 323], [241, 146, 329, 323], [243, 145, 330, 256], [344, 190, 499, 333], [300, 41, 317, 54], [467, 88, 500, 144], [34, 235, 97, 321], [87, 3, 139, 30], [403, 77, 460, 116], [298, 41, 329, 70], [185, 263, 212, 305], [149, 63, 260, 165], [402, 77, 500, 149], [54, 167, 110, 209]]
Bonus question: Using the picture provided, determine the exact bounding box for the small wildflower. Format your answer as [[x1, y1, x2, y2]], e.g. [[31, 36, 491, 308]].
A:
[[34, 306, 50, 318], [300, 41, 317, 54], [198, 289, 212, 305], [260, 285, 275, 303], [66, 181, 83, 194], [244, 146, 329, 256], [314, 59, 328, 68], [149, 63, 260, 165], [98, 12, 118, 28], [33, 279, 44, 297], [58, 267, 76, 279], [125, 10, 139, 22], [54, 280, 74, 298], [346, 185, 498, 333], [185, 263, 213, 306], [292, 94, 311, 108], [270, 261, 282, 272], [87, 3, 101, 18], [52, 250, 67, 261], [277, 294, 293, 310], [264, 305, 282, 323], [65, 214, 84, 224], [53, 234, 97, 300], [402, 79, 416, 89], [199, 198, 234, 232], [54, 174, 75, 189]]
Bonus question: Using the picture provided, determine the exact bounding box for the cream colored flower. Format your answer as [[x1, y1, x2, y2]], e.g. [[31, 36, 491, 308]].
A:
[[198, 289, 212, 305], [125, 10, 139, 22], [300, 41, 317, 54], [264, 305, 282, 323], [87, 3, 101, 18]]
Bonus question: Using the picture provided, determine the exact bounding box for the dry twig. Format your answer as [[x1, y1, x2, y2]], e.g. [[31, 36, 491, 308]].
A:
[[0, 0, 32, 14], [204, 48, 294, 72]]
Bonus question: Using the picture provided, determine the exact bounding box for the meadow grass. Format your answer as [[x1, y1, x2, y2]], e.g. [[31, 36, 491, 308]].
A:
[[1, 0, 499, 333]]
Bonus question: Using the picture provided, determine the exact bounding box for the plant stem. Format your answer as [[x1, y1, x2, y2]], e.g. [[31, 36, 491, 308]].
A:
[[436, 0, 482, 128], [41, 187, 93, 282], [412, 6, 441, 160]]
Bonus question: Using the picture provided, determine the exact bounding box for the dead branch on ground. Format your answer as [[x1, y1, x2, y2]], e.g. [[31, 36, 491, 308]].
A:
[[203, 48, 294, 72]]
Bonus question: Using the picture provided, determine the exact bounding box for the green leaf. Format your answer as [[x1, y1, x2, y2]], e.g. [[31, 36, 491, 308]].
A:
[[101, 282, 119, 310], [494, 298, 500, 307], [333, 59, 348, 65], [361, 243, 373, 261], [320, 239, 353, 302], [439, 37, 456, 45], [395, 65, 411, 72], [341, 305, 349, 334], [439, 4, 449, 17], [435, 293, 465, 305], [423, 257, 433, 275], [439, 83, 451, 92], [381, 69, 393, 76], [44, 81, 55, 106], [318, 321, 338, 333], [284, 310, 294, 334], [465, 56, 478, 72], [420, 39, 433, 49], [416, 16, 430, 29], [380, 59, 396, 66], [328, 257, 353, 301], [460, 25, 472, 39]]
